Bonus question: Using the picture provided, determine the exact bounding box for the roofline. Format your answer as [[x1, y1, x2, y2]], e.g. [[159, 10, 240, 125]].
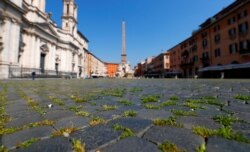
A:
[[77, 31, 89, 42]]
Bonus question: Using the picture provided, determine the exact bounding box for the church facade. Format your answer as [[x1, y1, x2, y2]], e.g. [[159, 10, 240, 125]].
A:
[[0, 0, 106, 79]]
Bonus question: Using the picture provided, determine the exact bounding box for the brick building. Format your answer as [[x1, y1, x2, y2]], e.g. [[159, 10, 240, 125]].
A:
[[168, 0, 250, 78]]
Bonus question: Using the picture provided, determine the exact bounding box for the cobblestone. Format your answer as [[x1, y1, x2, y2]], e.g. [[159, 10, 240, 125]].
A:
[[0, 79, 250, 151]]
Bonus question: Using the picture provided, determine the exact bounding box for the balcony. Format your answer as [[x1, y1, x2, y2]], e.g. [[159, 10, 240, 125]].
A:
[[239, 49, 250, 56], [200, 56, 210, 64], [180, 61, 194, 68]]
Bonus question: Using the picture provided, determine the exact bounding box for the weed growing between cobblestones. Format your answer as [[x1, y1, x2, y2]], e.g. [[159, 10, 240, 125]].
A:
[[0, 84, 11, 134], [169, 96, 179, 101], [213, 115, 239, 127], [27, 98, 45, 115], [141, 95, 161, 103], [217, 127, 250, 143], [16, 138, 40, 149], [16, 89, 45, 115], [129, 87, 143, 93], [171, 110, 197, 116], [183, 102, 205, 110], [89, 117, 106, 126], [122, 110, 137, 117], [187, 97, 223, 107], [0, 127, 23, 135], [153, 116, 183, 127], [48, 96, 65, 106], [0, 145, 8, 152], [71, 95, 87, 103], [160, 100, 177, 107], [112, 123, 135, 139], [196, 143, 206, 152], [0, 120, 54, 135], [118, 99, 133, 106], [234, 94, 250, 103], [192, 126, 216, 138], [68, 105, 83, 112], [72, 139, 85, 152], [76, 111, 90, 117], [201, 96, 223, 107], [159, 141, 186, 152], [102, 105, 117, 111], [193, 126, 250, 143], [52, 127, 78, 137], [101, 88, 126, 97], [144, 104, 160, 109]]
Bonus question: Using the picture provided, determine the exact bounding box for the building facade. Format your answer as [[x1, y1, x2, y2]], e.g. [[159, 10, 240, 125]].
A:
[[105, 63, 119, 78], [0, 0, 106, 79], [171, 0, 250, 78], [135, 0, 250, 78]]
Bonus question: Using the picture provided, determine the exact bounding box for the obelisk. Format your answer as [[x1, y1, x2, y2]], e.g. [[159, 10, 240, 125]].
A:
[[121, 21, 127, 65]]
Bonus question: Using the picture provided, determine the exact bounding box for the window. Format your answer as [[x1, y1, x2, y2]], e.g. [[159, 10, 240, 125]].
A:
[[214, 25, 220, 32], [240, 40, 250, 50], [192, 45, 197, 52], [72, 53, 75, 63], [202, 39, 208, 48], [239, 22, 248, 35], [202, 52, 209, 59], [229, 43, 238, 54], [228, 28, 237, 37], [67, 4, 70, 14], [228, 16, 236, 25], [166, 63, 169, 68], [238, 10, 248, 19], [214, 48, 221, 57], [193, 55, 198, 63], [214, 34, 220, 43], [201, 32, 207, 38]]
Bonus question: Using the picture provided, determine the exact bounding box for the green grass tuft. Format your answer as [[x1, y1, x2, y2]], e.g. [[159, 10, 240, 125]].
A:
[[192, 126, 216, 138], [171, 109, 197, 116], [141, 95, 160, 103], [213, 115, 238, 127], [76, 111, 90, 117], [101, 88, 126, 97], [196, 143, 206, 152], [129, 87, 143, 93], [118, 100, 133, 106], [169, 96, 179, 101], [16, 138, 40, 149], [112, 123, 135, 139], [102, 105, 117, 111], [123, 110, 137, 117], [154, 116, 183, 127], [160, 100, 176, 107], [144, 104, 160, 109], [234, 94, 250, 101], [159, 141, 185, 152], [72, 139, 86, 152], [183, 102, 205, 110]]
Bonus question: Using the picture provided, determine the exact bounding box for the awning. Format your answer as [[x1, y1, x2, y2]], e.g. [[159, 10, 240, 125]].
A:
[[199, 62, 250, 72]]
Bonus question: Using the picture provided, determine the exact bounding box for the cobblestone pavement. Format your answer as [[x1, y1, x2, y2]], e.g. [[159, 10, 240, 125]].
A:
[[0, 79, 250, 152]]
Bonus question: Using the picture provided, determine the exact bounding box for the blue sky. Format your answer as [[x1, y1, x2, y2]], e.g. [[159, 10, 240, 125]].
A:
[[46, 0, 234, 67]]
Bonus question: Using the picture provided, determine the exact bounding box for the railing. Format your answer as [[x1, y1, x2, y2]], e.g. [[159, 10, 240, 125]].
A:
[[200, 56, 209, 63], [239, 49, 250, 55], [180, 61, 194, 67], [8, 66, 77, 79]]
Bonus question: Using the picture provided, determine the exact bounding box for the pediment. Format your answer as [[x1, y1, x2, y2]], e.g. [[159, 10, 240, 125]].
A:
[[36, 22, 58, 37]]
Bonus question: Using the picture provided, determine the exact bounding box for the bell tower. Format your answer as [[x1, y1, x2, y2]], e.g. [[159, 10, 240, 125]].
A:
[[62, 0, 77, 35]]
